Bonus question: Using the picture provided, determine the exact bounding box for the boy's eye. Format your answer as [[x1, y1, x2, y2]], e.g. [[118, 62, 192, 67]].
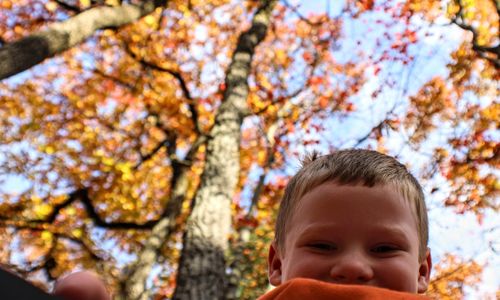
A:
[[372, 245, 399, 253], [308, 243, 337, 251]]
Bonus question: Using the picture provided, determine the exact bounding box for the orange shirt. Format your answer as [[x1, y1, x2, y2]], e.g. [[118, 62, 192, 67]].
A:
[[258, 278, 431, 300]]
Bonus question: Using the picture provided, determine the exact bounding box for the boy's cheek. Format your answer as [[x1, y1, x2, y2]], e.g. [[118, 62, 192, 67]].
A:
[[281, 253, 328, 282], [371, 258, 423, 293], [282, 253, 424, 293]]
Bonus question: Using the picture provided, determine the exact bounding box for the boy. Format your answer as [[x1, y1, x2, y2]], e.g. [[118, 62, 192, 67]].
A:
[[262, 149, 432, 299], [8, 149, 432, 299]]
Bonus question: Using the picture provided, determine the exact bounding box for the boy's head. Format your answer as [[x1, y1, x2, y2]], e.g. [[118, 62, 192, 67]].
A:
[[268, 149, 432, 293]]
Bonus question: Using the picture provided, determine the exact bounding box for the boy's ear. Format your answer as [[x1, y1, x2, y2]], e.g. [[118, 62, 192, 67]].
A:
[[417, 248, 432, 293], [268, 241, 283, 286]]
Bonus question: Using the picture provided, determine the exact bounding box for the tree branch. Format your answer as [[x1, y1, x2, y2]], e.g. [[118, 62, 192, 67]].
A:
[[75, 189, 161, 229], [0, 223, 109, 263], [0, 0, 168, 80], [282, 0, 327, 26], [246, 143, 276, 218], [53, 0, 81, 13], [123, 44, 201, 134], [4, 189, 160, 230], [350, 119, 387, 148], [451, 0, 500, 68], [134, 137, 170, 170], [255, 51, 320, 115], [429, 258, 476, 284], [122, 133, 207, 300], [93, 68, 136, 90]]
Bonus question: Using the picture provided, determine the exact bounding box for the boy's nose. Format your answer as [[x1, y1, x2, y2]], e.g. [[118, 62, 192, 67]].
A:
[[329, 253, 374, 284]]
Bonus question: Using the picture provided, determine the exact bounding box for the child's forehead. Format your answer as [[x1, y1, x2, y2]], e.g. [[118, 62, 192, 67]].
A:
[[292, 182, 415, 218], [297, 181, 404, 200], [288, 183, 415, 226]]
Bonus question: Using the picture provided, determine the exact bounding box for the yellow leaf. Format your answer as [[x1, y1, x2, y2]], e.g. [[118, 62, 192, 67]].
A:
[[122, 172, 133, 181], [41, 231, 53, 242], [104, 0, 120, 6], [72, 229, 82, 238], [94, 149, 105, 157], [31, 195, 42, 204], [123, 202, 134, 210], [66, 207, 76, 216], [116, 162, 131, 173], [116, 162, 133, 180], [494, 181, 500, 191], [80, 0, 91, 8], [144, 15, 156, 26], [131, 34, 142, 43], [45, 146, 55, 154], [102, 157, 115, 166], [34, 203, 52, 218], [178, 3, 189, 13], [257, 150, 266, 165], [275, 49, 289, 67], [45, 2, 57, 11]]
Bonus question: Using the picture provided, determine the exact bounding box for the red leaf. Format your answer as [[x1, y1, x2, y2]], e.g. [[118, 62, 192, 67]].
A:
[[302, 51, 314, 63], [319, 96, 329, 109], [309, 76, 323, 85]]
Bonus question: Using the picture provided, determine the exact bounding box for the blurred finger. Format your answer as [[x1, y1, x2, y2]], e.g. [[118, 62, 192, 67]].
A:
[[53, 271, 110, 300]]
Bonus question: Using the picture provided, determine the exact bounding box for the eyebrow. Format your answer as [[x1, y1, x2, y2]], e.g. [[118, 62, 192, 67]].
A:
[[369, 226, 411, 241], [297, 224, 411, 242], [296, 223, 343, 237]]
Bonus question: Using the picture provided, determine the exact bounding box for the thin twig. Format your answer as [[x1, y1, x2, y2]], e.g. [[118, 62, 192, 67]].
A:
[[52, 0, 81, 13], [122, 43, 201, 133]]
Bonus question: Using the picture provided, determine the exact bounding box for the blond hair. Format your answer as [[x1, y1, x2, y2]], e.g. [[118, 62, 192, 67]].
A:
[[274, 149, 429, 261]]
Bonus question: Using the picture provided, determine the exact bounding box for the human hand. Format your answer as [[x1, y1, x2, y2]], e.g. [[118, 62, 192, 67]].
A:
[[53, 271, 111, 300]]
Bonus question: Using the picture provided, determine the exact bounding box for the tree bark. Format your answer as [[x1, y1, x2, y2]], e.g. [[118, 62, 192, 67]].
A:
[[172, 1, 277, 299], [0, 0, 166, 80]]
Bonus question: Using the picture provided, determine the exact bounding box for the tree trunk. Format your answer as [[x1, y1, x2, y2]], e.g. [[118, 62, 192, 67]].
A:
[[172, 1, 277, 299], [0, 0, 165, 80]]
